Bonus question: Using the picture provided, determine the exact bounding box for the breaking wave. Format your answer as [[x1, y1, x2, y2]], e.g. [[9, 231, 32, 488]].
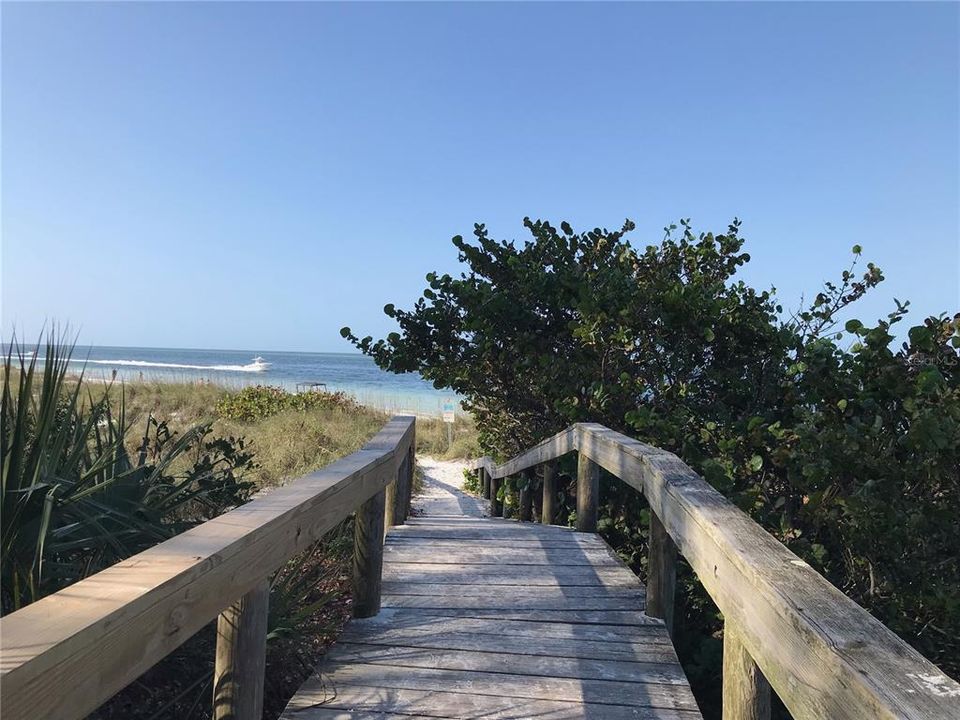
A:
[[70, 358, 269, 373]]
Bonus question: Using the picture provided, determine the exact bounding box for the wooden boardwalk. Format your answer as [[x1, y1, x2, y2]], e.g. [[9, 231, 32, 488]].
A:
[[282, 469, 702, 720]]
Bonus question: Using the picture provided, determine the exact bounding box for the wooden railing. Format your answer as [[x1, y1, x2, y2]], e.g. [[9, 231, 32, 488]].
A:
[[472, 423, 960, 720], [0, 415, 416, 720]]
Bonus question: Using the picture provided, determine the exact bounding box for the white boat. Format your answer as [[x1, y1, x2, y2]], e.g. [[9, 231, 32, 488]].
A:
[[249, 356, 271, 371]]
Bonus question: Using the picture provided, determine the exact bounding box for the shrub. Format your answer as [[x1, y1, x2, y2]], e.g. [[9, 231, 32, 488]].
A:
[[215, 385, 358, 422], [343, 216, 960, 694]]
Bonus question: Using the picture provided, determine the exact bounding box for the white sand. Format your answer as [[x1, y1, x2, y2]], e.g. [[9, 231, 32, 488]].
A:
[[414, 456, 489, 518]]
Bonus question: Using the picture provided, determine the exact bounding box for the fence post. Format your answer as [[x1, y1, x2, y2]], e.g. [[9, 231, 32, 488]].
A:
[[576, 453, 599, 532], [353, 487, 386, 618], [518, 468, 534, 521], [490, 475, 503, 516], [481, 468, 491, 499], [213, 580, 269, 720], [723, 620, 771, 720], [541, 460, 558, 525], [647, 512, 677, 635]]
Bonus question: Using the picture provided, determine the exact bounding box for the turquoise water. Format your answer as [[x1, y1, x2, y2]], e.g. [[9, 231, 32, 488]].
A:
[[51, 346, 458, 416]]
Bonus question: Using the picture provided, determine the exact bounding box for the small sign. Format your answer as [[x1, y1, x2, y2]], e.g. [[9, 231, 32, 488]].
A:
[[442, 399, 456, 424]]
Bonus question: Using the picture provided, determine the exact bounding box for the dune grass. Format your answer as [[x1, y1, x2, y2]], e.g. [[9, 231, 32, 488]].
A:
[[103, 379, 478, 488], [415, 415, 480, 459]]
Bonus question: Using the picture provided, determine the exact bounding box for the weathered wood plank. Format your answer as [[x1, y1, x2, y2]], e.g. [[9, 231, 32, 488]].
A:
[[382, 563, 641, 586], [381, 593, 643, 611], [482, 427, 577, 480], [316, 653, 699, 708], [386, 535, 604, 548], [338, 624, 679, 663], [365, 607, 656, 624], [379, 583, 645, 599], [349, 611, 671, 644], [284, 678, 702, 720], [0, 416, 416, 720], [381, 546, 621, 565]]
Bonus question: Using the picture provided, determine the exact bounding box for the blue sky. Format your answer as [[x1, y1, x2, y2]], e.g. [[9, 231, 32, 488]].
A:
[[2, 2, 957, 352]]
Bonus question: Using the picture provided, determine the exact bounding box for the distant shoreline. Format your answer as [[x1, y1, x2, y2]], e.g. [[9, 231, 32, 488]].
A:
[[66, 370, 453, 420]]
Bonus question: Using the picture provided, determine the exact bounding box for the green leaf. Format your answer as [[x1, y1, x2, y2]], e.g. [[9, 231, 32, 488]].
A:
[[844, 319, 863, 333], [851, 244, 862, 254], [749, 455, 763, 472]]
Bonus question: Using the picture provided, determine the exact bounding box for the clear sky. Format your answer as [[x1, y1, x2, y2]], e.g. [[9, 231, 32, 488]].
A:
[[2, 2, 958, 352]]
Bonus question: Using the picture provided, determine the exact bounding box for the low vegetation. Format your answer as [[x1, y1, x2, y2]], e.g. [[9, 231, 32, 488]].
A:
[[345, 216, 960, 712]]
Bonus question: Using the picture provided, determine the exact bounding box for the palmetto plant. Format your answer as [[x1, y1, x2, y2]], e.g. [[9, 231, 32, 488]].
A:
[[1, 334, 255, 614]]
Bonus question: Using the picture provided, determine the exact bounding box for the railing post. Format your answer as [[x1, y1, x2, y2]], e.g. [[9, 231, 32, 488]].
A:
[[518, 468, 534, 521], [541, 460, 558, 525], [213, 580, 269, 720], [723, 620, 771, 720], [647, 511, 677, 636], [385, 452, 407, 529], [402, 438, 415, 521], [353, 487, 386, 618], [490, 475, 503, 516], [576, 452, 599, 532], [481, 468, 491, 499]]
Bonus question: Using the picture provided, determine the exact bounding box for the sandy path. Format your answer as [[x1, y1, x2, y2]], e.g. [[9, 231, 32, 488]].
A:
[[413, 456, 489, 518]]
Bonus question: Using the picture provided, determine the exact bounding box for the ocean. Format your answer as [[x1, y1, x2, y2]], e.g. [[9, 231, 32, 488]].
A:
[[47, 346, 458, 416]]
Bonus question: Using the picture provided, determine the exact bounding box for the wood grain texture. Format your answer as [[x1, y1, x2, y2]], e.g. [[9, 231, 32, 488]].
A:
[[647, 511, 677, 637], [352, 487, 386, 618], [283, 514, 698, 720], [0, 416, 416, 720], [576, 452, 600, 532], [212, 580, 269, 720], [723, 620, 771, 720], [542, 459, 558, 525]]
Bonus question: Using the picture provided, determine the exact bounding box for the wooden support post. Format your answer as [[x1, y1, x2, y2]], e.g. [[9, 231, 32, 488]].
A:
[[385, 449, 410, 531], [723, 620, 771, 720], [518, 469, 533, 522], [490, 476, 503, 516], [384, 478, 396, 528], [352, 487, 386, 618], [482, 468, 491, 499], [213, 580, 269, 720], [541, 460, 558, 525], [576, 453, 599, 532], [402, 442, 415, 521], [647, 511, 677, 636]]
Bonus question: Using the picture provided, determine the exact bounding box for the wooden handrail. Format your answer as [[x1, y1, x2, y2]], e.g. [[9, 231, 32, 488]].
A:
[[0, 415, 416, 720], [472, 422, 960, 720]]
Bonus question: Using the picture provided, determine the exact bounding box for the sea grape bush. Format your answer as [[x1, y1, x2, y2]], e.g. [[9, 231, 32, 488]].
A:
[[342, 217, 960, 691], [216, 385, 358, 422]]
